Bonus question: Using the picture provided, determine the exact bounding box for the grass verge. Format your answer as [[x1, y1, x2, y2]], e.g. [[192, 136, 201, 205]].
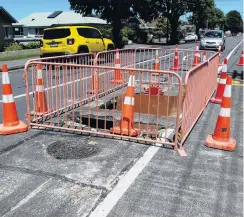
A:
[[0, 53, 40, 62]]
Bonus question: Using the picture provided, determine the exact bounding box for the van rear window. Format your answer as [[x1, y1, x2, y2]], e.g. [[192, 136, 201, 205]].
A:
[[43, 28, 71, 39]]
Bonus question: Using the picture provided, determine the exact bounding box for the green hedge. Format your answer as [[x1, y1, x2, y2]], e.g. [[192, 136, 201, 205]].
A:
[[3, 41, 40, 52]]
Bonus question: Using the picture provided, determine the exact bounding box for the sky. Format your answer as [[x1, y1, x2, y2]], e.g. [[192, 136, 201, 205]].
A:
[[1, 0, 243, 21]]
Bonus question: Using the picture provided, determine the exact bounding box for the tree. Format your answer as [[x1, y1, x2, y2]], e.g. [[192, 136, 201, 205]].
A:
[[69, 0, 159, 48], [208, 8, 225, 29], [153, 17, 168, 41], [162, 0, 189, 44], [188, 0, 215, 37], [225, 10, 243, 33]]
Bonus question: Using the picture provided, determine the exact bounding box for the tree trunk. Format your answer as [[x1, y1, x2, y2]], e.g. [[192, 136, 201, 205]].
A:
[[195, 22, 200, 39], [169, 18, 179, 45], [112, 19, 123, 49]]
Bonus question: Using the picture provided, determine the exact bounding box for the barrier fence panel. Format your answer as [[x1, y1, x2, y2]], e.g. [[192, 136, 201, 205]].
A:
[[24, 62, 183, 148], [94, 49, 136, 85], [180, 53, 219, 147], [31, 52, 95, 65]]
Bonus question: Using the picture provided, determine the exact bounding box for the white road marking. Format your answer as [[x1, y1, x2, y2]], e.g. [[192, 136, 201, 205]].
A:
[[218, 39, 243, 73], [88, 129, 174, 217], [2, 178, 52, 217]]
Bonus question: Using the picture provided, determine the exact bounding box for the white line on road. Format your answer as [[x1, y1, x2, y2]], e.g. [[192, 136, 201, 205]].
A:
[[2, 178, 52, 217], [218, 38, 243, 73], [88, 129, 174, 217]]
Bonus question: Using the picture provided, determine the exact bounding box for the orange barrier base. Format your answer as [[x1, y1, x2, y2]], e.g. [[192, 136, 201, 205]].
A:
[[110, 79, 123, 84], [110, 126, 140, 137], [210, 97, 222, 104], [0, 121, 28, 135], [205, 135, 236, 151], [169, 66, 182, 71]]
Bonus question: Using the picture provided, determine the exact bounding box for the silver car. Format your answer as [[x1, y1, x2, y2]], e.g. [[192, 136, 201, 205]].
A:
[[200, 30, 226, 51]]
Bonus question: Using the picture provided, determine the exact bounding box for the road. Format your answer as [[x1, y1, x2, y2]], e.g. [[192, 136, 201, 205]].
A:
[[0, 36, 243, 217]]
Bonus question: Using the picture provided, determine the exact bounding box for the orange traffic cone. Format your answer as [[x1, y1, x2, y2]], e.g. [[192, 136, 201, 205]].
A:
[[205, 75, 236, 151], [170, 45, 182, 71], [218, 43, 222, 66], [152, 49, 160, 76], [192, 42, 200, 66], [111, 49, 123, 84], [0, 64, 28, 135], [210, 58, 228, 104], [110, 71, 140, 136], [31, 64, 48, 115], [88, 68, 102, 94], [236, 50, 244, 66], [202, 51, 207, 62]]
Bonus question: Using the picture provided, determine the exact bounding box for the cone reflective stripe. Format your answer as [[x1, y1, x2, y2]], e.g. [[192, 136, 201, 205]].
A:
[[33, 64, 48, 114], [170, 49, 182, 71], [205, 76, 236, 151], [110, 71, 140, 136], [210, 58, 227, 104], [111, 49, 123, 84], [236, 50, 244, 66], [0, 64, 28, 135]]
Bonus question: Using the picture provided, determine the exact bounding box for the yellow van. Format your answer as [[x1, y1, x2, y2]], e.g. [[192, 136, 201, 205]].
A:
[[40, 26, 114, 57]]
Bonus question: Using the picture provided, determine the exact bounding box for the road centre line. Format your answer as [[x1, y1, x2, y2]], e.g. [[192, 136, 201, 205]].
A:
[[218, 39, 243, 73]]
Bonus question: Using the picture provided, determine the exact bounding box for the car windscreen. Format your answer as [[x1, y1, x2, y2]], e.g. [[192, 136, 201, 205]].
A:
[[43, 28, 71, 39], [204, 31, 222, 38]]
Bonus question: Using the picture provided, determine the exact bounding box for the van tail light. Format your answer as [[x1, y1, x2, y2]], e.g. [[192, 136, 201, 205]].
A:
[[40, 40, 43, 47], [67, 38, 75, 45]]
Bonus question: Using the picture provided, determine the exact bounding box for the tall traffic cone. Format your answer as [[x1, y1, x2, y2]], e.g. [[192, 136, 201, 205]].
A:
[[88, 70, 102, 94], [111, 49, 123, 84], [31, 64, 48, 115], [192, 42, 200, 66], [110, 71, 140, 136], [236, 50, 244, 66], [205, 76, 236, 151], [152, 49, 160, 76], [210, 58, 227, 104], [218, 43, 222, 66], [170, 45, 182, 71], [202, 51, 207, 62], [0, 64, 28, 135]]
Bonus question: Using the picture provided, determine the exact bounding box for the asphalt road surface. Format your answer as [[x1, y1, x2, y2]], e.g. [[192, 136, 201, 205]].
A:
[[0, 36, 243, 217]]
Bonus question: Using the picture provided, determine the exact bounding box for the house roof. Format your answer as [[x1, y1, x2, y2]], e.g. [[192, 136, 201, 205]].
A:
[[12, 11, 108, 27], [0, 6, 18, 23]]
